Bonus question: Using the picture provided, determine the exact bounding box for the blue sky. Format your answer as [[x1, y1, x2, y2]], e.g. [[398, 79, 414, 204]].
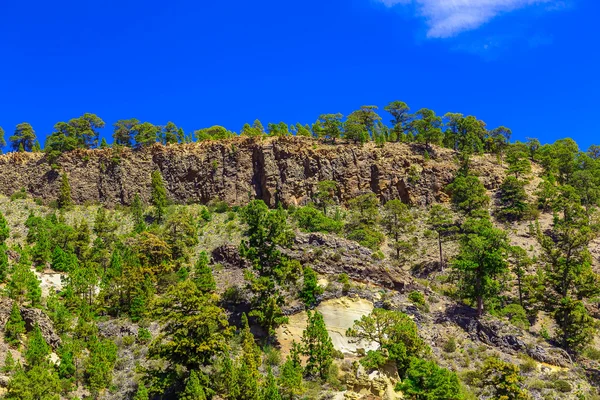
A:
[[0, 0, 597, 150]]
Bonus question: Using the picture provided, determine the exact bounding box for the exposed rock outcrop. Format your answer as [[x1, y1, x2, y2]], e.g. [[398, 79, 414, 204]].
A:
[[0, 299, 61, 349], [0, 137, 504, 208]]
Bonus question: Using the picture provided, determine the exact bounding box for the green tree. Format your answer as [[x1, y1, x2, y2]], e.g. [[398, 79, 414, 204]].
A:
[[481, 357, 531, 400], [193, 251, 216, 293], [5, 303, 25, 346], [237, 358, 259, 400], [347, 106, 381, 140], [261, 367, 282, 400], [181, 370, 207, 400], [302, 311, 334, 379], [487, 126, 512, 158], [163, 208, 199, 263], [537, 192, 600, 353], [162, 121, 180, 145], [346, 308, 427, 375], [452, 216, 510, 317], [0, 243, 8, 282], [45, 113, 105, 159], [384, 101, 411, 142], [0, 126, 5, 151], [506, 145, 531, 178], [151, 170, 168, 223], [9, 122, 36, 152], [25, 325, 50, 367], [133, 384, 150, 400], [149, 280, 232, 370], [314, 180, 337, 215], [279, 348, 304, 400], [426, 205, 456, 270], [299, 266, 322, 308], [135, 121, 161, 147], [5, 364, 61, 400], [57, 173, 73, 209], [509, 246, 533, 310], [85, 337, 118, 396], [412, 108, 443, 152], [240, 200, 300, 337], [381, 200, 416, 260], [526, 137, 541, 161], [131, 193, 146, 233], [447, 175, 489, 215], [497, 176, 529, 222], [312, 114, 343, 143], [113, 118, 140, 147], [3, 351, 16, 373], [0, 210, 9, 244], [396, 358, 463, 400], [100, 137, 109, 148], [348, 193, 380, 227]]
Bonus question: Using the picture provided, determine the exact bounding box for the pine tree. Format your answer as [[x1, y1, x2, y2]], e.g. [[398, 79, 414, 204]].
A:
[[279, 347, 304, 400], [58, 173, 73, 209], [0, 243, 9, 282], [237, 358, 259, 400], [133, 384, 150, 400], [426, 205, 456, 270], [299, 266, 322, 308], [25, 325, 50, 367], [452, 216, 510, 317], [240, 313, 261, 370], [131, 193, 146, 233], [396, 358, 462, 400], [31, 227, 51, 268], [216, 356, 239, 399], [262, 367, 282, 400], [0, 211, 9, 244], [51, 246, 68, 272], [181, 370, 207, 400], [100, 138, 109, 148], [5, 303, 25, 346], [151, 170, 168, 223], [302, 311, 334, 379], [3, 351, 16, 373], [193, 251, 216, 293]]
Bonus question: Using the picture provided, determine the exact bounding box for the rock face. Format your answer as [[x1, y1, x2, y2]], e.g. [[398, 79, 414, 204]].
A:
[[212, 232, 413, 291], [0, 299, 61, 349], [0, 137, 502, 208]]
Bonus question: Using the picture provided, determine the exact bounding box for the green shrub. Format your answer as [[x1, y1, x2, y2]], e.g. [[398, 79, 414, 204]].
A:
[[519, 356, 537, 374], [499, 304, 530, 330], [263, 346, 281, 367], [293, 206, 343, 234], [585, 347, 600, 361], [10, 188, 27, 201], [408, 291, 426, 307], [554, 380, 572, 393], [122, 336, 135, 347], [443, 337, 457, 353], [346, 227, 384, 250], [137, 328, 152, 344]]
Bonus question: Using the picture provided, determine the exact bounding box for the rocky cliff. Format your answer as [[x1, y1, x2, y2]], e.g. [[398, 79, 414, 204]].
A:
[[0, 137, 505, 207]]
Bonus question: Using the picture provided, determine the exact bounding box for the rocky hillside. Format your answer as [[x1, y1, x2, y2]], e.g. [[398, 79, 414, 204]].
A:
[[0, 137, 505, 208]]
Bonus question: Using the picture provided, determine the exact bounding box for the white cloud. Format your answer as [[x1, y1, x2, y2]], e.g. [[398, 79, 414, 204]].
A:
[[378, 0, 555, 38]]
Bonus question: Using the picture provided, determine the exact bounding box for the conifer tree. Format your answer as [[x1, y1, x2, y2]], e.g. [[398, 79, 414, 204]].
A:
[[58, 173, 73, 209], [51, 246, 68, 272], [302, 311, 334, 379], [426, 205, 456, 270], [151, 170, 168, 223], [240, 313, 261, 370], [133, 384, 150, 400], [262, 367, 282, 400], [3, 351, 15, 373], [100, 137, 109, 148], [0, 211, 9, 244], [0, 126, 5, 151], [25, 325, 50, 367], [452, 216, 510, 317], [216, 357, 239, 399], [131, 193, 146, 233], [299, 266, 322, 308], [279, 345, 304, 400], [181, 370, 207, 400], [193, 251, 216, 293], [237, 358, 259, 400], [31, 227, 51, 268], [0, 243, 9, 282], [381, 199, 416, 260], [5, 303, 25, 346]]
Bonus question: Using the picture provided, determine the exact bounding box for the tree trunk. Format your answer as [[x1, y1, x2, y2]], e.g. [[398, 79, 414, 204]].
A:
[[477, 296, 484, 318]]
